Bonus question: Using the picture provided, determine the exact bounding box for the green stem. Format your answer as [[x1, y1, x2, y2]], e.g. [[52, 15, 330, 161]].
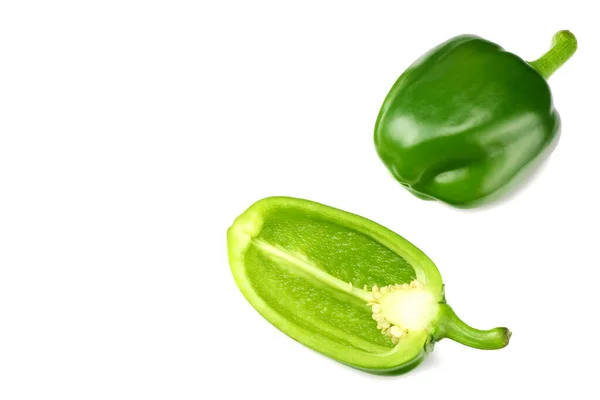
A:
[[435, 303, 511, 350], [528, 30, 577, 79]]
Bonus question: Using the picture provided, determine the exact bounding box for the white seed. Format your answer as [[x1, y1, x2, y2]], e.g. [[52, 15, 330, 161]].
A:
[[380, 286, 389, 293], [410, 280, 423, 289], [389, 326, 405, 338], [371, 304, 381, 313]]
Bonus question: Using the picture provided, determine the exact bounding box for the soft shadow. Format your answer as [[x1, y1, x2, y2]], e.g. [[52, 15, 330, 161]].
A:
[[436, 156, 554, 214], [339, 353, 441, 380], [410, 352, 440, 373]]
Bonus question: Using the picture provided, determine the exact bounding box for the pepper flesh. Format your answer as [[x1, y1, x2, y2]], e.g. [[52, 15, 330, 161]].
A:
[[374, 31, 577, 208], [227, 197, 510, 374]]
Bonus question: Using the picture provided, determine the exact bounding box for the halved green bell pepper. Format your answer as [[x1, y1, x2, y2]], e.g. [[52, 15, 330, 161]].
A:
[[227, 197, 510, 374], [374, 31, 577, 208]]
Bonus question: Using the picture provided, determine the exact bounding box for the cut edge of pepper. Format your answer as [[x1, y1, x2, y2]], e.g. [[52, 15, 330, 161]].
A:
[[227, 197, 511, 372]]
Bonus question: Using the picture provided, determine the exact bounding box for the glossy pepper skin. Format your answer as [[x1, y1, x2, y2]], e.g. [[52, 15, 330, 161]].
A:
[[227, 197, 510, 375], [374, 31, 577, 208]]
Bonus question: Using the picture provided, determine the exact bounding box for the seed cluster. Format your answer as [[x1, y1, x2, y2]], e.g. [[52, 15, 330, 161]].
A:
[[367, 280, 424, 344]]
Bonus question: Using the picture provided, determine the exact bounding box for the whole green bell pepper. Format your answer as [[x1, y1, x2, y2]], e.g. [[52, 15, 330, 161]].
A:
[[374, 31, 577, 208], [227, 197, 510, 374]]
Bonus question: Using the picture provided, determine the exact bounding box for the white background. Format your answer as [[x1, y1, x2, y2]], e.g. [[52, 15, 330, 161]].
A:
[[1, 1, 598, 399]]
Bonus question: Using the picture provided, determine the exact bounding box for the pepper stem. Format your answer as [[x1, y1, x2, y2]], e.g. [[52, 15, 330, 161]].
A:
[[435, 303, 511, 350], [528, 30, 577, 80]]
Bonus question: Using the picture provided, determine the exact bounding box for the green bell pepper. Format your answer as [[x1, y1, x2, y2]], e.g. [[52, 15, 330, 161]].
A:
[[374, 31, 577, 208], [227, 197, 510, 374]]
